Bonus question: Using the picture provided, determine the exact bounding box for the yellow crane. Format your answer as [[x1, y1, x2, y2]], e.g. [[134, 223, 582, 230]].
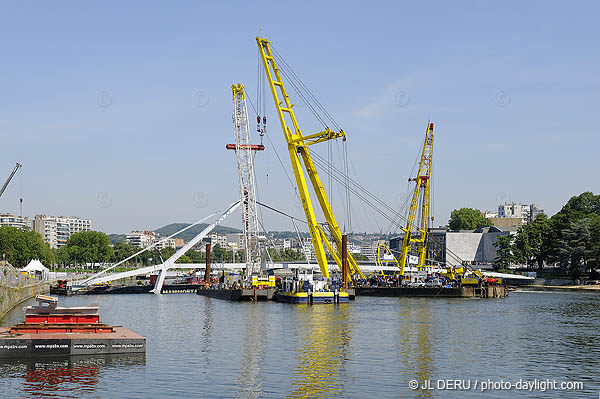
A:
[[256, 36, 364, 280], [398, 122, 435, 275]]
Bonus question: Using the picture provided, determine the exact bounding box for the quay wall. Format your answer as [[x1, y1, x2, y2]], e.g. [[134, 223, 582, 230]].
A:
[[532, 278, 577, 286], [0, 281, 50, 320], [1, 264, 50, 320]]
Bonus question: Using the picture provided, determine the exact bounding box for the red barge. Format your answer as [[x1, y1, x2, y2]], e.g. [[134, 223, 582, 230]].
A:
[[0, 295, 145, 358]]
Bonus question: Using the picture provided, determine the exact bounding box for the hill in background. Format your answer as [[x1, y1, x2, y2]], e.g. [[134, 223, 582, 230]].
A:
[[108, 234, 127, 244]]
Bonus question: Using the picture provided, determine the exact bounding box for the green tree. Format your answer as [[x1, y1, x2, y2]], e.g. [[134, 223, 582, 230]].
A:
[[448, 208, 492, 231], [555, 218, 595, 278], [176, 255, 192, 263], [160, 247, 176, 259], [494, 235, 516, 270], [589, 215, 600, 271], [211, 244, 227, 263], [546, 192, 600, 276], [110, 242, 138, 263], [186, 249, 204, 263], [280, 248, 304, 261], [267, 248, 282, 262], [513, 213, 551, 268], [62, 231, 113, 267], [0, 226, 54, 268]]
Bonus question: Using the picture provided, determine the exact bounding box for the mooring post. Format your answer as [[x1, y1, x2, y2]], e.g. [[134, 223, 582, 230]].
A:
[[342, 234, 348, 289], [205, 242, 211, 286]]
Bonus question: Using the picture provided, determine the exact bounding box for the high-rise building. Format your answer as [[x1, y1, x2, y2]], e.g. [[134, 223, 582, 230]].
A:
[[33, 215, 92, 249]]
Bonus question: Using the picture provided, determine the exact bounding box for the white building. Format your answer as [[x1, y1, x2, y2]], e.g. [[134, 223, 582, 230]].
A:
[[360, 240, 386, 261], [0, 213, 32, 230], [497, 202, 544, 224], [226, 233, 244, 250], [126, 230, 176, 249], [154, 238, 176, 250], [33, 215, 92, 249], [483, 211, 498, 219], [208, 232, 228, 247], [56, 217, 70, 247], [300, 237, 317, 262], [126, 231, 155, 248]]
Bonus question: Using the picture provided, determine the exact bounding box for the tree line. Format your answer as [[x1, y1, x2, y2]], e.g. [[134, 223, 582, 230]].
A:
[[0, 226, 308, 269], [494, 192, 600, 277]]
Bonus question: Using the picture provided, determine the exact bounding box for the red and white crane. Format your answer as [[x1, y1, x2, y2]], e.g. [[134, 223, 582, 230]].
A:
[[227, 84, 264, 277]]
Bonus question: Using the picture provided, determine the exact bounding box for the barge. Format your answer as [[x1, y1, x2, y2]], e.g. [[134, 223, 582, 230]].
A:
[[196, 275, 276, 301], [355, 284, 509, 298], [51, 282, 200, 295], [0, 295, 145, 358], [275, 269, 350, 304]]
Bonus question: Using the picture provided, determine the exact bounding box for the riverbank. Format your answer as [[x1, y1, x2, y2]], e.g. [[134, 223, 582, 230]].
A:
[[519, 285, 600, 293]]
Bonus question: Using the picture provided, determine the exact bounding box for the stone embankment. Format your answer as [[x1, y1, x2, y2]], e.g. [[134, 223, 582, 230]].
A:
[[0, 265, 50, 320]]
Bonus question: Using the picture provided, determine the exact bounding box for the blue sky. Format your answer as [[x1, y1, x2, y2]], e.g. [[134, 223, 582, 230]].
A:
[[0, 1, 598, 234]]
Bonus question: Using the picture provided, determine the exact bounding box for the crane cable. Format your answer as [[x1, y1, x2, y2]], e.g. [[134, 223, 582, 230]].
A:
[[246, 95, 300, 205], [310, 151, 409, 225], [269, 45, 376, 235], [310, 154, 407, 231], [271, 45, 342, 131], [261, 44, 411, 234]]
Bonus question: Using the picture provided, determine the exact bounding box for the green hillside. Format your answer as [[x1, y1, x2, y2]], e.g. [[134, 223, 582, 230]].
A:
[[108, 234, 127, 244]]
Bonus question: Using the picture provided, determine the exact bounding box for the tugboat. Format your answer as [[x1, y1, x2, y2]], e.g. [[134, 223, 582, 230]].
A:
[[276, 269, 348, 304], [49, 279, 69, 295], [0, 295, 145, 358]]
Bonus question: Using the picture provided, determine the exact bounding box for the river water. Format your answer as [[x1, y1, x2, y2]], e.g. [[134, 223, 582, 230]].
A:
[[1, 291, 598, 398]]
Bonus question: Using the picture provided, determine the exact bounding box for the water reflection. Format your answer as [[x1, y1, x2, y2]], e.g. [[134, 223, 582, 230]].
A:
[[398, 298, 433, 399], [236, 304, 266, 399], [200, 296, 215, 374], [0, 353, 145, 399], [288, 304, 352, 399]]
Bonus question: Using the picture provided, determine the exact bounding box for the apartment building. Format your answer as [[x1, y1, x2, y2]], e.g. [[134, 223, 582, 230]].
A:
[[33, 215, 92, 249], [126, 231, 155, 248], [126, 230, 176, 250], [0, 213, 32, 230]]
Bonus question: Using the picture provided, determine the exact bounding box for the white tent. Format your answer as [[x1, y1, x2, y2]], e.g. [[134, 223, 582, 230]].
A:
[[20, 259, 49, 280]]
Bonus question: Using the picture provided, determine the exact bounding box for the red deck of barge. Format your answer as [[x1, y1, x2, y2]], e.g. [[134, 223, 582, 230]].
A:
[[0, 295, 145, 358]]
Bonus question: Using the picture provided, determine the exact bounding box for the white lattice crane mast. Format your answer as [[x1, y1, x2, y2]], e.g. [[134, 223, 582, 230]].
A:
[[228, 84, 264, 276]]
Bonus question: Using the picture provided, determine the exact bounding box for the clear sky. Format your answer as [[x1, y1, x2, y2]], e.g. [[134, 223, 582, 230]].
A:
[[1, 1, 598, 234]]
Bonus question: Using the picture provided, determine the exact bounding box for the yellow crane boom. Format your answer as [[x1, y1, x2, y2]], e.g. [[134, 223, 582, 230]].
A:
[[256, 36, 364, 280], [398, 122, 435, 274]]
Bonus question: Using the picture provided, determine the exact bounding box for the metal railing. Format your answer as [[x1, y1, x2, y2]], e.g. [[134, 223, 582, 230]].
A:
[[0, 264, 42, 288]]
